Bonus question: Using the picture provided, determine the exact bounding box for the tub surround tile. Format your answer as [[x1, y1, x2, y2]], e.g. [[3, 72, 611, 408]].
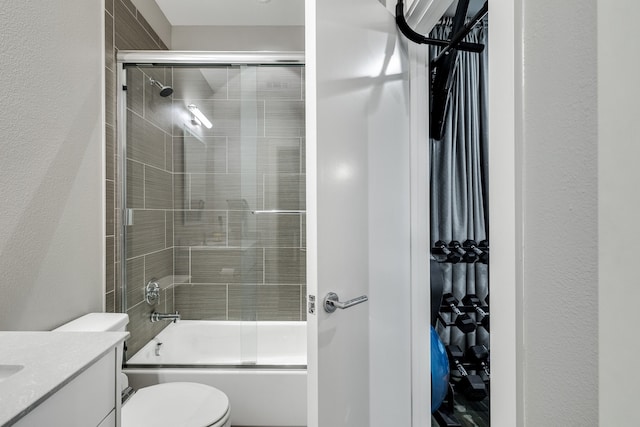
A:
[[135, 10, 165, 49], [265, 100, 305, 138], [301, 137, 306, 174], [264, 173, 305, 211], [163, 284, 175, 313], [257, 285, 301, 321], [144, 248, 174, 286], [184, 100, 265, 138], [106, 236, 115, 294], [172, 67, 227, 101], [228, 212, 301, 248], [172, 134, 185, 173], [126, 160, 144, 209], [165, 211, 174, 247], [105, 12, 114, 72], [114, 0, 162, 51], [106, 180, 115, 237], [301, 285, 307, 321], [106, 124, 115, 181], [127, 67, 144, 117], [106, 291, 115, 313], [115, 261, 123, 313], [301, 215, 307, 248], [256, 67, 303, 100], [106, 262, 115, 296], [106, 236, 114, 280], [228, 285, 301, 321], [111, 58, 307, 327], [144, 166, 173, 209], [105, 66, 116, 127], [174, 210, 227, 247], [126, 257, 145, 308], [174, 248, 190, 276], [126, 300, 170, 358], [119, 0, 136, 16], [106, 0, 114, 16], [164, 135, 173, 172], [178, 136, 228, 174], [227, 137, 302, 175], [127, 110, 166, 170], [189, 173, 263, 211], [191, 248, 263, 284], [174, 284, 227, 320], [265, 248, 306, 284], [173, 172, 186, 209], [106, 0, 169, 322], [126, 210, 166, 258]]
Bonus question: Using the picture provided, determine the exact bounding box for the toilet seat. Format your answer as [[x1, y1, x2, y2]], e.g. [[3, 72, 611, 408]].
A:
[[122, 382, 230, 427]]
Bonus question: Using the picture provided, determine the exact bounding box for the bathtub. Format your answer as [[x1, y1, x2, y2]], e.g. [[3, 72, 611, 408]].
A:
[[124, 321, 307, 427]]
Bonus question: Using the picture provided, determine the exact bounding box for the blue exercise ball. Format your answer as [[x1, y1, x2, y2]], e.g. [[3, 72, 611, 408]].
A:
[[431, 326, 449, 412]]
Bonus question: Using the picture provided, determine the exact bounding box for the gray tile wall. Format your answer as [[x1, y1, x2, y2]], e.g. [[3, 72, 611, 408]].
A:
[[172, 66, 307, 322], [106, 5, 307, 358], [105, 0, 170, 358]]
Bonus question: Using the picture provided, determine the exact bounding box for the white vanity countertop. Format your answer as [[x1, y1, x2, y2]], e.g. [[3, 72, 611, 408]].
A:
[[0, 331, 129, 426]]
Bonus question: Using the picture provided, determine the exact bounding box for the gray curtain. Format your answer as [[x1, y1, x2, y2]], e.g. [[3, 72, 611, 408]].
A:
[[430, 19, 489, 349]]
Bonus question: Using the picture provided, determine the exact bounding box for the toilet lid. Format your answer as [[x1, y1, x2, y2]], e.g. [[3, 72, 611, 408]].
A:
[[122, 382, 229, 427]]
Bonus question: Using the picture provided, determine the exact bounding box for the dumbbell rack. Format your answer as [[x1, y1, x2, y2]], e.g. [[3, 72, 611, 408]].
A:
[[433, 294, 491, 427], [447, 345, 491, 400], [431, 239, 489, 264], [437, 294, 490, 333]]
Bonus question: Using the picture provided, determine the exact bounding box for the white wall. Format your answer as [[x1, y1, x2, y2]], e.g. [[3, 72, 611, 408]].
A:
[[130, 0, 172, 48], [598, 1, 640, 425], [0, 1, 104, 330], [172, 26, 304, 51], [517, 0, 598, 425]]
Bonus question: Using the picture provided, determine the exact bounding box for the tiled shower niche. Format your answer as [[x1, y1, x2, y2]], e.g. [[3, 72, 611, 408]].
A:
[[123, 64, 306, 352]]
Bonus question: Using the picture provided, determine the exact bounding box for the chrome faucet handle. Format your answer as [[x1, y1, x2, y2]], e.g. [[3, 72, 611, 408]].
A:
[[150, 311, 181, 323]]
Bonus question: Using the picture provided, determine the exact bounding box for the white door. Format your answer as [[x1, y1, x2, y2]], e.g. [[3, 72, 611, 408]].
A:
[[306, 0, 425, 426]]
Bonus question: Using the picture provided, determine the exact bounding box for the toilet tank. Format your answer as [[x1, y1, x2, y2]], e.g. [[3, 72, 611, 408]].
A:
[[54, 313, 129, 332], [54, 313, 131, 394]]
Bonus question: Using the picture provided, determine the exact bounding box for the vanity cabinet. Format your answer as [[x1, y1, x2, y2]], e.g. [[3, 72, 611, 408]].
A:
[[13, 348, 118, 427]]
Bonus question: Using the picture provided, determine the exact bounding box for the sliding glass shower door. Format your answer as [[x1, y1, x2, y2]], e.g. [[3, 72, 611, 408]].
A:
[[119, 56, 306, 364]]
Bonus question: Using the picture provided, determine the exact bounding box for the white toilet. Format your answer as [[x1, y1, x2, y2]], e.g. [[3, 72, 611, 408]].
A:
[[55, 313, 231, 427]]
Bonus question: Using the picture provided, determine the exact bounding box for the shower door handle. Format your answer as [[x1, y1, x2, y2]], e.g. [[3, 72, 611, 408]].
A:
[[323, 292, 368, 313]]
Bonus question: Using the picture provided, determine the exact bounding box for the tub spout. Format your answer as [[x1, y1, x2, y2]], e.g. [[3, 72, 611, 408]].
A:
[[150, 311, 181, 323]]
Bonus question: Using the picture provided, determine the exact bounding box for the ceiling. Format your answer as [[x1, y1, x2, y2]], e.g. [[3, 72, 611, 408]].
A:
[[153, 0, 484, 27], [155, 0, 305, 27]]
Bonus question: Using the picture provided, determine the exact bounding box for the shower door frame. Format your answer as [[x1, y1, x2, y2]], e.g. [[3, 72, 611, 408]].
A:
[[116, 50, 305, 315]]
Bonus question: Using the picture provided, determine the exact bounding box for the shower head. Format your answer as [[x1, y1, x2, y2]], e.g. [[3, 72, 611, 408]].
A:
[[149, 78, 173, 97]]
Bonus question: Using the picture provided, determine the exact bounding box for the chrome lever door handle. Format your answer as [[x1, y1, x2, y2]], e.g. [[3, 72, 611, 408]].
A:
[[323, 292, 368, 313]]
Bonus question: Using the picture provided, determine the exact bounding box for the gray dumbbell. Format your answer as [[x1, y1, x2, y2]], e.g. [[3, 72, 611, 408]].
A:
[[447, 345, 488, 401], [462, 294, 489, 331], [442, 293, 476, 333], [463, 239, 489, 264], [434, 240, 462, 264]]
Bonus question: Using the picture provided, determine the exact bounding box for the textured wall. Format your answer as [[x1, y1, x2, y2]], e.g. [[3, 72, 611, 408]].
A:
[[598, 0, 640, 425], [171, 26, 305, 51], [519, 0, 598, 425], [0, 0, 103, 330]]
